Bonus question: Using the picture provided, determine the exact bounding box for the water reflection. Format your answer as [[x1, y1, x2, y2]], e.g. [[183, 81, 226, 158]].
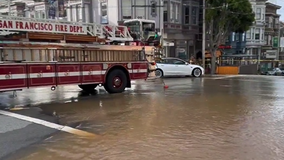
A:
[[4, 76, 284, 160]]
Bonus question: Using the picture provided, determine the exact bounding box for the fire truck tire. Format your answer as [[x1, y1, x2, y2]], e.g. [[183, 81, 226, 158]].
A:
[[78, 84, 98, 92], [104, 69, 127, 94]]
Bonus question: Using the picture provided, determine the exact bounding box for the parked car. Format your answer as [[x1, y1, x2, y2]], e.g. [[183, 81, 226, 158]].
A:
[[155, 57, 204, 77], [267, 68, 284, 76]]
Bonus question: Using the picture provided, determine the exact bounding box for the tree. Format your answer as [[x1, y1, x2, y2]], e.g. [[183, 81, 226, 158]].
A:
[[205, 0, 255, 74]]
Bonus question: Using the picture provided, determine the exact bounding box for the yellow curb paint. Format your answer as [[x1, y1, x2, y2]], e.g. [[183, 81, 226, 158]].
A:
[[0, 110, 97, 138], [9, 107, 29, 111]]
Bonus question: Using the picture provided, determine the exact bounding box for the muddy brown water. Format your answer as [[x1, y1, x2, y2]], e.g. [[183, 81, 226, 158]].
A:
[[7, 76, 284, 160]]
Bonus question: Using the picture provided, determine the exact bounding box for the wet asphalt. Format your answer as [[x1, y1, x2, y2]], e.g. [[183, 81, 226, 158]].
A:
[[1, 75, 284, 160]]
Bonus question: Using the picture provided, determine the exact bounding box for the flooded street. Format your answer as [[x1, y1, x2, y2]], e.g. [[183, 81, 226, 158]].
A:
[[2, 75, 284, 160]]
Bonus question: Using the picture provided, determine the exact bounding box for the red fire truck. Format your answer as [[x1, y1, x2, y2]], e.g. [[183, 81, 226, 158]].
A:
[[0, 15, 156, 94]]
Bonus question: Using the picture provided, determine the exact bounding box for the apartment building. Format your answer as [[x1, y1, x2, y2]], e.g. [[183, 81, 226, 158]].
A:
[[116, 0, 201, 58], [246, 0, 267, 59], [163, 0, 200, 58], [261, 2, 281, 60]]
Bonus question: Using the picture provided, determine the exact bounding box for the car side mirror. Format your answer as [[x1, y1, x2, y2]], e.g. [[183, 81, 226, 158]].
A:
[[185, 62, 189, 65]]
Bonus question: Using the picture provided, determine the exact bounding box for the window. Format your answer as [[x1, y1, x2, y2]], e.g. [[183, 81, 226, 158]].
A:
[[191, 6, 198, 25], [169, 2, 181, 23], [157, 59, 165, 63], [255, 8, 261, 20], [71, 5, 77, 21], [77, 5, 82, 22], [164, 1, 167, 22], [246, 49, 251, 55], [175, 3, 180, 22], [252, 48, 258, 55], [242, 33, 245, 41], [84, 4, 90, 23], [268, 17, 273, 28], [225, 36, 229, 42], [235, 33, 239, 42], [173, 59, 186, 65], [100, 2, 108, 24], [170, 2, 173, 21], [268, 35, 272, 45], [260, 29, 264, 40], [274, 18, 279, 28], [124, 21, 140, 32], [35, 10, 45, 19], [275, 18, 279, 24], [255, 28, 260, 40], [150, 1, 157, 16], [184, 6, 189, 24], [265, 34, 268, 45], [232, 32, 235, 41], [165, 59, 186, 65], [265, 17, 269, 27], [246, 29, 251, 39], [121, 0, 131, 20], [35, 11, 40, 18]]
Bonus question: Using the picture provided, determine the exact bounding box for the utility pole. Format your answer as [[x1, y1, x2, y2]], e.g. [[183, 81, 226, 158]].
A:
[[202, 0, 206, 68], [159, 0, 164, 54]]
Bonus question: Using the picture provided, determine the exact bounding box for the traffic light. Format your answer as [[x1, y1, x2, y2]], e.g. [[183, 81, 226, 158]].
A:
[[151, 1, 157, 16]]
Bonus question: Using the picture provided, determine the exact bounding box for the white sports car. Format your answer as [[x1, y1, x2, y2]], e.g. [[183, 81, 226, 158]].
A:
[[155, 57, 204, 77]]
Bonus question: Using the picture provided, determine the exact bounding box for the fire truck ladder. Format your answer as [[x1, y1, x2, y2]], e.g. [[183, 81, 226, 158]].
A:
[[0, 15, 133, 42]]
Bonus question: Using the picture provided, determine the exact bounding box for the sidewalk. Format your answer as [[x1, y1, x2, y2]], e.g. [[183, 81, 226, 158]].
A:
[[0, 108, 58, 159]]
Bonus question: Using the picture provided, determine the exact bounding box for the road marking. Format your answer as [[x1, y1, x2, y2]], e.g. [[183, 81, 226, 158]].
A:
[[211, 75, 245, 80], [0, 110, 97, 138]]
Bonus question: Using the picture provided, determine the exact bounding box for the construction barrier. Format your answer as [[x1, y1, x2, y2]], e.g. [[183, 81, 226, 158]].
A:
[[216, 66, 239, 74], [216, 59, 283, 75]]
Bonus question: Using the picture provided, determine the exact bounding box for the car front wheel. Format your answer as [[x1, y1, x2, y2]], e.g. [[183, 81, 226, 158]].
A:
[[155, 69, 164, 78], [192, 68, 202, 77]]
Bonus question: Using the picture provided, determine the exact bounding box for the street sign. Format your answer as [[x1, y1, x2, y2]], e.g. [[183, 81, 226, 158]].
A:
[[273, 37, 279, 48]]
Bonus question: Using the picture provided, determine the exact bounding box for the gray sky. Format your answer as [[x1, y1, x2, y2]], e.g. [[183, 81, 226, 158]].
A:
[[277, 1, 284, 20], [268, 0, 284, 20]]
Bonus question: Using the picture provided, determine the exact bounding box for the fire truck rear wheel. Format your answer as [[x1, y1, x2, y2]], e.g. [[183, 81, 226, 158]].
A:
[[105, 69, 127, 94], [78, 84, 98, 92]]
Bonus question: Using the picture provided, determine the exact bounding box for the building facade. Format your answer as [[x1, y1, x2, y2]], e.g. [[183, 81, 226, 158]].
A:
[[163, 0, 200, 58], [261, 2, 281, 60], [117, 0, 201, 59], [0, 0, 201, 59], [246, 0, 267, 60]]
